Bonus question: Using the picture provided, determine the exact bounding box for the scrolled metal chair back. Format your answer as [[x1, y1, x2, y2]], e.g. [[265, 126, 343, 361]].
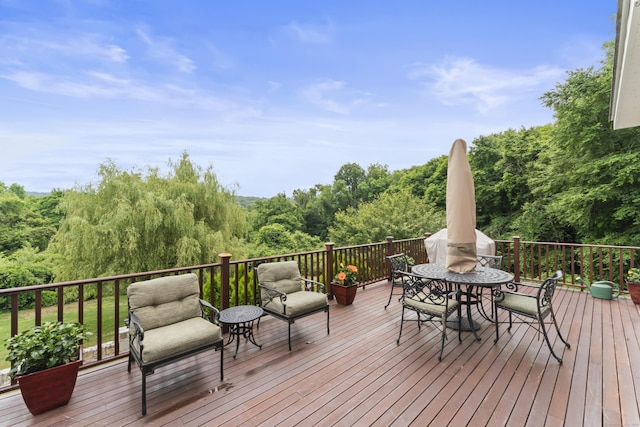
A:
[[477, 254, 503, 270], [403, 274, 449, 304], [538, 270, 563, 308], [387, 253, 409, 274]]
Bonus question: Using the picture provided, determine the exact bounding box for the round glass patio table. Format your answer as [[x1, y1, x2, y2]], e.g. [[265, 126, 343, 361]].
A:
[[411, 263, 514, 340]]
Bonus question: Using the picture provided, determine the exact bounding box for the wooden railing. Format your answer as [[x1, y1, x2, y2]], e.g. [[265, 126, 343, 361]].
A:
[[0, 237, 425, 391], [1, 234, 638, 392], [495, 237, 640, 290]]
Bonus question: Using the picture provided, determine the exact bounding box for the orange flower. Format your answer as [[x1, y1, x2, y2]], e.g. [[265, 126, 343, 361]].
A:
[[335, 263, 358, 286]]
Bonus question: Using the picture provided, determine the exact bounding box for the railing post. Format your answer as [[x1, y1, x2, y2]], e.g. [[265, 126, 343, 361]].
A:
[[219, 253, 232, 311], [386, 236, 394, 257], [386, 236, 394, 281], [326, 242, 334, 300], [513, 236, 521, 282]]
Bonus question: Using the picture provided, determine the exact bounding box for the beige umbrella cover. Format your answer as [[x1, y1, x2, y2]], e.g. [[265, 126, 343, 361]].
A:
[[446, 138, 477, 272]]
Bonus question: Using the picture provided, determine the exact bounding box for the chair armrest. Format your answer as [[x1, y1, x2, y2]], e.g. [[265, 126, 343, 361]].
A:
[[199, 298, 221, 324], [302, 278, 326, 293], [505, 282, 541, 292], [258, 283, 288, 305], [128, 311, 145, 341], [501, 290, 535, 298]]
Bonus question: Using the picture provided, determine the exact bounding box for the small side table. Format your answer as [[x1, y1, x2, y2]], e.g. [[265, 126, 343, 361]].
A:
[[219, 305, 263, 359]]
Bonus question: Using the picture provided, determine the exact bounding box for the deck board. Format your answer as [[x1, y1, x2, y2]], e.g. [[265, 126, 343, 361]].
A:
[[1, 280, 640, 426]]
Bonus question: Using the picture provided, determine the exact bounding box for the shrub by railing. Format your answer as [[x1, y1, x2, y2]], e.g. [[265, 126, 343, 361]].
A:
[[1, 234, 638, 392]]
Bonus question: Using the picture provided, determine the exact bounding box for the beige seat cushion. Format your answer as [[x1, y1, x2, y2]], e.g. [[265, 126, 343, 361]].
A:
[[496, 292, 549, 319], [263, 290, 328, 317], [133, 317, 222, 363], [404, 294, 459, 316]]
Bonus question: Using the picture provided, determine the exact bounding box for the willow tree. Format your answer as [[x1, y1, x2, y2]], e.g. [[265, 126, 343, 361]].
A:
[[49, 153, 248, 280]]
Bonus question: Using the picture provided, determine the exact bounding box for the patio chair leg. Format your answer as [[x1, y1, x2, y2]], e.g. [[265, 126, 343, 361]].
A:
[[141, 373, 147, 416], [397, 307, 405, 345], [220, 346, 224, 381], [384, 284, 394, 309], [457, 303, 462, 343], [326, 309, 330, 335], [385, 281, 402, 309], [288, 322, 292, 351], [540, 317, 563, 364], [551, 309, 571, 349]]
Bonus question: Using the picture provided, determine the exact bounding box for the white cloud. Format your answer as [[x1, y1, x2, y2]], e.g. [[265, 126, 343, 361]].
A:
[[206, 44, 235, 70], [135, 25, 196, 73], [301, 79, 377, 115], [0, 32, 129, 64], [267, 80, 281, 93], [282, 19, 335, 44], [302, 79, 349, 114], [408, 57, 565, 113]]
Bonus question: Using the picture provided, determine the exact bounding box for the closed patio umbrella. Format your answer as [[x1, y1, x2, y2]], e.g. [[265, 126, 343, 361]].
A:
[[446, 138, 477, 272]]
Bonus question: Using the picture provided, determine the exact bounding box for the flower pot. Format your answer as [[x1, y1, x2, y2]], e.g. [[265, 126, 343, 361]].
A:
[[627, 281, 640, 304], [17, 359, 81, 415], [331, 282, 358, 305]]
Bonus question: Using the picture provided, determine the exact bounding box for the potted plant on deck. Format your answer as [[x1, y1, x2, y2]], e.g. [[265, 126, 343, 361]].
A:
[[4, 321, 89, 415], [331, 264, 359, 305], [626, 268, 640, 304]]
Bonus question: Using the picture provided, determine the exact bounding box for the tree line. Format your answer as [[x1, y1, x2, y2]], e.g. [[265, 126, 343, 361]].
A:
[[1, 41, 639, 306]]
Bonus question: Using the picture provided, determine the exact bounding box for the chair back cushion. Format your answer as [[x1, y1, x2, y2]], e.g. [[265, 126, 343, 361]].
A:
[[257, 261, 303, 299], [127, 273, 202, 331]]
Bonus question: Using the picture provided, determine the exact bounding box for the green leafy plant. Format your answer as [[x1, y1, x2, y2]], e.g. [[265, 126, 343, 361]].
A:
[[334, 264, 358, 286], [4, 321, 90, 379], [627, 268, 640, 284]]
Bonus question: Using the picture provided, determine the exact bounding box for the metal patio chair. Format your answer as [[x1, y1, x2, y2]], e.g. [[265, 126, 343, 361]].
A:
[[396, 272, 462, 361], [256, 261, 329, 351], [493, 270, 571, 363], [385, 253, 411, 309], [474, 254, 504, 320]]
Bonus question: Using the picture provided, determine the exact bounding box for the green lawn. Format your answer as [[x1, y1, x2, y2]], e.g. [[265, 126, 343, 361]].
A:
[[0, 297, 129, 370]]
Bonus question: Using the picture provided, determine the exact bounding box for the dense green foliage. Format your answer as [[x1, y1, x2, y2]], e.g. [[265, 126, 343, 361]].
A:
[[0, 184, 61, 255], [1, 41, 639, 302], [48, 153, 248, 280], [328, 189, 445, 244]]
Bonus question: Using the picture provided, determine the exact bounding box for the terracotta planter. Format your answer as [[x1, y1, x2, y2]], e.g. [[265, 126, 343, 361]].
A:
[[17, 359, 81, 415], [627, 281, 640, 304], [331, 282, 358, 305]]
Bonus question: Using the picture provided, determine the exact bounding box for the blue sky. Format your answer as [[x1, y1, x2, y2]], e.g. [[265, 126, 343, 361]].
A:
[[0, 1, 616, 197]]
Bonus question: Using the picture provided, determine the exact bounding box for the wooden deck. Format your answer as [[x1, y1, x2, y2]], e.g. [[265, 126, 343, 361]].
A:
[[2, 280, 640, 426]]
